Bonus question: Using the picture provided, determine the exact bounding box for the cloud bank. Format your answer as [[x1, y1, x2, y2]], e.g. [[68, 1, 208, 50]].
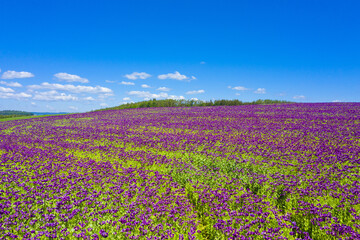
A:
[[28, 82, 113, 94], [0, 81, 22, 87], [158, 71, 190, 81], [254, 88, 266, 94], [1, 71, 34, 79], [54, 73, 89, 83], [229, 86, 248, 91], [186, 89, 205, 95], [120, 81, 135, 86], [33, 90, 78, 101], [157, 87, 171, 91], [128, 90, 184, 100], [124, 72, 151, 80]]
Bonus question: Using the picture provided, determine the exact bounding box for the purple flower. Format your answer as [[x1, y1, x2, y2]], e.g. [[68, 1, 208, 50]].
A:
[[99, 229, 108, 238]]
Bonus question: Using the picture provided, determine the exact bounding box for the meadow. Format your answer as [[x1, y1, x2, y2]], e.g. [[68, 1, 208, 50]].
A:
[[0, 103, 359, 239]]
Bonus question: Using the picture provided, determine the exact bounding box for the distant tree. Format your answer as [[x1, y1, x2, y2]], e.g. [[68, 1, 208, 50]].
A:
[[95, 99, 293, 112], [0, 110, 33, 116]]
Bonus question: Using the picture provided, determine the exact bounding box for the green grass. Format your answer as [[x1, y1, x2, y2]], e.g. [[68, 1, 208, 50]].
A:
[[0, 113, 74, 122]]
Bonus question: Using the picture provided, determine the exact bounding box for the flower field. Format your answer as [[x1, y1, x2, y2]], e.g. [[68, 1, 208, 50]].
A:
[[0, 103, 359, 240]]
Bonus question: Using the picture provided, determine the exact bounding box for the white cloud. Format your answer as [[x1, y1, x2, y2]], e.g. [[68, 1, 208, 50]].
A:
[[168, 95, 185, 100], [123, 97, 131, 101], [235, 93, 241, 96], [141, 84, 151, 88], [254, 88, 266, 94], [1, 70, 34, 79], [98, 93, 114, 99], [54, 73, 89, 83], [69, 106, 78, 111], [0, 92, 32, 99], [119, 99, 135, 104], [0, 86, 15, 93], [128, 91, 184, 100], [105, 80, 116, 83], [230, 86, 248, 91], [0, 81, 22, 87], [191, 98, 199, 101], [332, 100, 342, 102], [28, 82, 113, 94], [186, 89, 205, 95], [100, 103, 108, 107], [200, 61, 206, 64], [120, 81, 135, 86], [293, 95, 306, 100], [191, 76, 196, 80], [33, 90, 78, 101], [128, 91, 168, 99], [124, 72, 151, 80], [84, 96, 95, 101], [158, 71, 189, 81], [157, 87, 171, 91], [31, 102, 36, 105]]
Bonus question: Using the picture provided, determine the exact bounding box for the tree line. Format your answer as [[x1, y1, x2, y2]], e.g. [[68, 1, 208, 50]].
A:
[[0, 110, 34, 119], [97, 99, 293, 111]]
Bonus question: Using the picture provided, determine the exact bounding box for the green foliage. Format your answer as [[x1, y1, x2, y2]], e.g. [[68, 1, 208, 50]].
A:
[[95, 99, 293, 111], [0, 110, 34, 116], [0, 113, 74, 122], [0, 110, 35, 120]]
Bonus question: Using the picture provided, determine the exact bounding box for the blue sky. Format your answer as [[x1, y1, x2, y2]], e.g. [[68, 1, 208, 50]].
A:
[[0, 0, 359, 112]]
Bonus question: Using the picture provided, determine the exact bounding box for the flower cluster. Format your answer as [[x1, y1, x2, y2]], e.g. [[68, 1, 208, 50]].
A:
[[0, 103, 359, 239]]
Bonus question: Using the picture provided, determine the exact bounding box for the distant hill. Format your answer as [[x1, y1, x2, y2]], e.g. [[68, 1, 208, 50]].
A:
[[0, 110, 70, 120], [0, 110, 34, 119], [31, 112, 69, 116], [0, 110, 34, 116], [95, 99, 293, 111]]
